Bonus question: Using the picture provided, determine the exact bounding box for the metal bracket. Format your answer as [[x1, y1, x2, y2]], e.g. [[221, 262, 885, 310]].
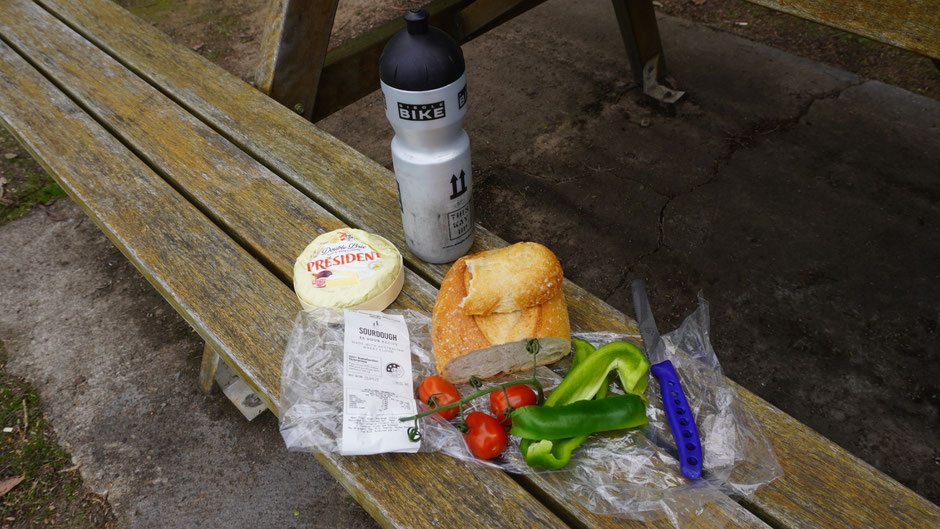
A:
[[214, 359, 268, 421], [643, 55, 684, 104]]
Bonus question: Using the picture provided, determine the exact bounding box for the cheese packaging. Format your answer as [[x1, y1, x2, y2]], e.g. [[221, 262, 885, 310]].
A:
[[293, 229, 404, 311]]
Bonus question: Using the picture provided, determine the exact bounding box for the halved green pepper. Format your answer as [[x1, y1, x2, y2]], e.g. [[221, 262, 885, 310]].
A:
[[511, 394, 647, 440], [545, 340, 649, 405], [518, 339, 605, 468], [518, 339, 649, 469]]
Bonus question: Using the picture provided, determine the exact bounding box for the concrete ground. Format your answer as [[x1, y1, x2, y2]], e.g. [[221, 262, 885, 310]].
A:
[[0, 1, 937, 528]]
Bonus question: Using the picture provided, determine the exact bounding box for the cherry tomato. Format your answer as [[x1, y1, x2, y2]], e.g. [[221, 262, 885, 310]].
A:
[[463, 412, 508, 460], [418, 376, 460, 420], [489, 384, 537, 425]]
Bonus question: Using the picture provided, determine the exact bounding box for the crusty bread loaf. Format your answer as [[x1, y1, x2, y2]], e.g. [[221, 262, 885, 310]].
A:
[[459, 242, 563, 316], [432, 248, 571, 384]]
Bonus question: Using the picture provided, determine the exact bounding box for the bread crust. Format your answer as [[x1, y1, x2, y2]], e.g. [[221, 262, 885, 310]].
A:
[[432, 252, 571, 382], [432, 256, 492, 372], [459, 242, 563, 316]]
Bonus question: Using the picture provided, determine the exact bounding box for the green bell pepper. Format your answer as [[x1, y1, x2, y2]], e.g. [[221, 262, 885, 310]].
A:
[[511, 394, 647, 440], [545, 340, 650, 405], [519, 338, 650, 469], [519, 338, 602, 468]]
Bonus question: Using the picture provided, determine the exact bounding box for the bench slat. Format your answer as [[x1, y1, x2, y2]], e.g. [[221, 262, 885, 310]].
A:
[[27, 0, 940, 527], [0, 38, 296, 423], [0, 25, 572, 529], [0, 0, 330, 287], [732, 380, 940, 529], [742, 0, 939, 59]]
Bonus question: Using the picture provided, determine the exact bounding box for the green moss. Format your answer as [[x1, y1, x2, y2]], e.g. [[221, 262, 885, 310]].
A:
[[197, 7, 243, 36], [0, 344, 62, 509], [214, 14, 240, 36], [835, 31, 879, 48], [24, 180, 65, 203], [0, 341, 108, 526], [125, 0, 176, 22], [0, 175, 65, 226]]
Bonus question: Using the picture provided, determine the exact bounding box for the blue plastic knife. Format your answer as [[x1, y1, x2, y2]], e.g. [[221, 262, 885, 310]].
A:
[[631, 279, 703, 480]]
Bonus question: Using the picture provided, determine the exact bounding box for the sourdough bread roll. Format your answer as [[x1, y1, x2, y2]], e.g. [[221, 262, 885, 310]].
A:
[[432, 251, 571, 384], [459, 242, 563, 316]]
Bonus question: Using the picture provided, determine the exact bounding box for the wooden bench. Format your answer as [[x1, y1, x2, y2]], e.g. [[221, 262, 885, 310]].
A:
[[0, 0, 938, 527], [253, 0, 939, 117]]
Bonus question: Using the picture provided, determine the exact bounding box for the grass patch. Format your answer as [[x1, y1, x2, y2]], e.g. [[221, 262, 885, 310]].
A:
[[122, 0, 177, 22], [0, 341, 115, 528], [0, 174, 65, 227], [0, 126, 66, 228], [213, 14, 242, 36], [198, 8, 244, 37]]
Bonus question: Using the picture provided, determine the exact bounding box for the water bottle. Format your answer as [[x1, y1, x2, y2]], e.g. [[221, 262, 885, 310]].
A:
[[379, 8, 474, 264]]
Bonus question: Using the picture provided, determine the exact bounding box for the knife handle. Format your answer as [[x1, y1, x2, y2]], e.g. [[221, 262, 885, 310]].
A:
[[651, 360, 703, 480]]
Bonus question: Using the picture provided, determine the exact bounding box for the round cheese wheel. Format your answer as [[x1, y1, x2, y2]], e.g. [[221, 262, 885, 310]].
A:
[[293, 228, 404, 311]]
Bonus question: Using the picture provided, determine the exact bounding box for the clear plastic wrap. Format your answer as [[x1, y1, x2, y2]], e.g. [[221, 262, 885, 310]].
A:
[[280, 297, 782, 526]]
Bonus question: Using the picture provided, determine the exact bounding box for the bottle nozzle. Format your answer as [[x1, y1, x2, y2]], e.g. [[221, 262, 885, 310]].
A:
[[404, 8, 429, 35]]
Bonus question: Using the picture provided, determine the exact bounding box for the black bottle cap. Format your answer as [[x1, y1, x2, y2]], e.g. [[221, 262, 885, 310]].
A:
[[379, 8, 465, 91]]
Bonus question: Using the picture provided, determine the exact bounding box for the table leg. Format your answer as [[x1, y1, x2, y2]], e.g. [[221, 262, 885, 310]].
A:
[[611, 0, 683, 103], [199, 342, 220, 393], [200, 343, 268, 420], [254, 0, 339, 120]]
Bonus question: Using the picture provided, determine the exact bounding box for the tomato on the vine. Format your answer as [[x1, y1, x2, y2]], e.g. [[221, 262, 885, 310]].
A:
[[463, 412, 508, 460], [418, 376, 460, 420], [489, 384, 537, 425]]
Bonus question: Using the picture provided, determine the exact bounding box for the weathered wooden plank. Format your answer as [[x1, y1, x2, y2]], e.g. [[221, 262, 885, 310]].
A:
[[30, 1, 940, 528], [731, 379, 940, 529], [199, 344, 220, 393], [742, 0, 939, 59], [457, 0, 550, 42], [1, 0, 330, 286], [0, 32, 297, 417], [35, 0, 453, 276], [1, 0, 493, 418], [0, 28, 570, 529], [254, 0, 339, 120]]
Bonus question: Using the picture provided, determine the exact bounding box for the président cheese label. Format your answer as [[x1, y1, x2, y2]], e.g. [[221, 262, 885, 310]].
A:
[[293, 229, 403, 310]]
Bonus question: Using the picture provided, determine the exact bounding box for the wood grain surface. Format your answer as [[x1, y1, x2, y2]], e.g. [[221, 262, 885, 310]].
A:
[[0, 31, 298, 418], [18, 0, 940, 527], [0, 19, 571, 529], [0, 0, 322, 286], [731, 379, 940, 528], [743, 0, 939, 59]]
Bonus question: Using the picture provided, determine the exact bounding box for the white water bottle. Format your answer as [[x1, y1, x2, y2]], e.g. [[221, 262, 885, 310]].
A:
[[379, 8, 474, 264]]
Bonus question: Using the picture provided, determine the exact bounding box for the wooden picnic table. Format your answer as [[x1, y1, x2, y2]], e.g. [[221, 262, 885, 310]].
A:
[[0, 0, 938, 527]]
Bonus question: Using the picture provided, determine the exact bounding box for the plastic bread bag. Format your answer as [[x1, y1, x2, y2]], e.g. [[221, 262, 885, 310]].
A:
[[279, 297, 782, 527], [278, 307, 559, 468]]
